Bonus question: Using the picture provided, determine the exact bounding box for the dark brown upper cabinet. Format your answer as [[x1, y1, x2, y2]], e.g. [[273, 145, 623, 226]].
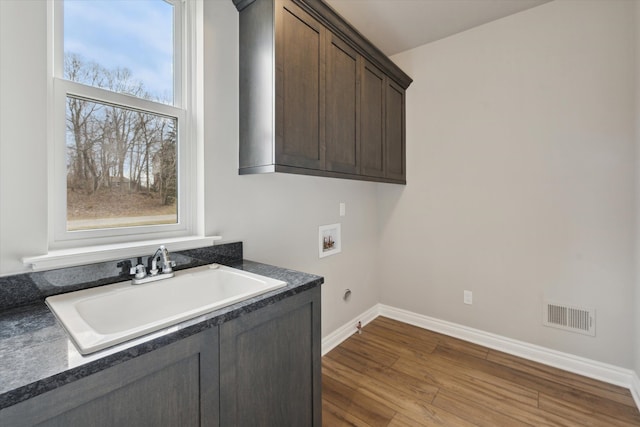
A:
[[276, 1, 325, 170], [360, 60, 385, 179], [385, 79, 406, 181], [325, 33, 359, 175], [233, 0, 412, 184]]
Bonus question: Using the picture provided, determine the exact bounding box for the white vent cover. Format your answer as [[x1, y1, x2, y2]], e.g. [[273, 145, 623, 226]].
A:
[[543, 301, 595, 336]]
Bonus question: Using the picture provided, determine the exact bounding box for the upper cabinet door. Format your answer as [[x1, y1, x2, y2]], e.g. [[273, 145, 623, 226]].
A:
[[385, 79, 406, 182], [325, 33, 359, 175], [360, 60, 385, 178], [275, 0, 326, 170]]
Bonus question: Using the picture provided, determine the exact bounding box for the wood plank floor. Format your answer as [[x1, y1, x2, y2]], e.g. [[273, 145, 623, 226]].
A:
[[322, 316, 640, 426]]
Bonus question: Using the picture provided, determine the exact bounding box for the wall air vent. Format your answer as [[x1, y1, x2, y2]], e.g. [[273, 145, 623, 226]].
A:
[[543, 301, 595, 336]]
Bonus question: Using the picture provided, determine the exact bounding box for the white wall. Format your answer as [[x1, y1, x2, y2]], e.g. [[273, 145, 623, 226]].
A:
[[0, 0, 381, 339], [0, 0, 49, 274], [383, 0, 637, 368], [635, 0, 640, 376]]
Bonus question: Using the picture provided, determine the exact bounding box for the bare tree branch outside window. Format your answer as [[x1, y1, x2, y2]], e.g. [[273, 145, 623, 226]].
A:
[[65, 53, 178, 231]]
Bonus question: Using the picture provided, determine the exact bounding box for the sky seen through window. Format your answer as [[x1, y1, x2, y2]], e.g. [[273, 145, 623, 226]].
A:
[[64, 0, 174, 103]]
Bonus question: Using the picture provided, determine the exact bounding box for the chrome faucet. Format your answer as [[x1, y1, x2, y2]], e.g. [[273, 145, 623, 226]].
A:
[[149, 245, 176, 275], [130, 245, 176, 285]]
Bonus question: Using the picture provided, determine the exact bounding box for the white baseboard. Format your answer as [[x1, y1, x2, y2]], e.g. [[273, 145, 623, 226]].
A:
[[631, 372, 640, 412], [322, 303, 640, 411], [321, 305, 379, 356]]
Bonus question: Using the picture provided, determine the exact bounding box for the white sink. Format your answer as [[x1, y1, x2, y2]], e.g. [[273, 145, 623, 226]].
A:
[[46, 264, 287, 355]]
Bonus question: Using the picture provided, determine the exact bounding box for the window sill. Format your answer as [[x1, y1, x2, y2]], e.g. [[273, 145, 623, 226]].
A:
[[23, 236, 222, 271]]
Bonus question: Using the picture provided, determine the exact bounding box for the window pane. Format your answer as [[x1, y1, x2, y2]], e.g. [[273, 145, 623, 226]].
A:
[[63, 0, 174, 104], [66, 96, 178, 231]]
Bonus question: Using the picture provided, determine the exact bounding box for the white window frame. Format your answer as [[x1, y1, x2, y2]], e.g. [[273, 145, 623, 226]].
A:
[[47, 0, 204, 252]]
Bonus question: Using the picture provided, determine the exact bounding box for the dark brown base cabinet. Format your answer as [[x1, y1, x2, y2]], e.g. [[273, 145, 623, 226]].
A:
[[0, 330, 219, 427], [220, 287, 322, 426], [234, 0, 412, 184], [0, 287, 321, 427]]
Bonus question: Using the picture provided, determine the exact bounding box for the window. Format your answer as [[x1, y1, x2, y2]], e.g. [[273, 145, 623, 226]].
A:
[[51, 0, 200, 248]]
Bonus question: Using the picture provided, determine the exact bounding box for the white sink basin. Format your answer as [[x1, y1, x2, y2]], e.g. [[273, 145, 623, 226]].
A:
[[46, 264, 286, 355]]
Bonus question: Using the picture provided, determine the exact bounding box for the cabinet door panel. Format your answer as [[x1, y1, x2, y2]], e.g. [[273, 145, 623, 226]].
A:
[[40, 356, 201, 427], [386, 79, 406, 181], [0, 329, 219, 427], [220, 288, 321, 427], [276, 0, 325, 170], [326, 34, 359, 174], [360, 60, 385, 178]]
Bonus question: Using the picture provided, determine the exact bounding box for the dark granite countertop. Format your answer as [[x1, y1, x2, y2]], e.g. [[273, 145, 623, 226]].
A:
[[0, 243, 323, 411]]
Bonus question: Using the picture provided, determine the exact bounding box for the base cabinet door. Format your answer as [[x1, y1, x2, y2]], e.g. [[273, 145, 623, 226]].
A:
[[0, 329, 219, 427], [219, 287, 322, 427]]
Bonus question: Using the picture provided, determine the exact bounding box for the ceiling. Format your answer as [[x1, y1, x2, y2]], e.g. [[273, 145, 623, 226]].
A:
[[324, 0, 552, 56]]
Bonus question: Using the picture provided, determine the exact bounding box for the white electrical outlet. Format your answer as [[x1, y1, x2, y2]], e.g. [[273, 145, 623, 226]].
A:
[[339, 202, 346, 217], [464, 290, 473, 305]]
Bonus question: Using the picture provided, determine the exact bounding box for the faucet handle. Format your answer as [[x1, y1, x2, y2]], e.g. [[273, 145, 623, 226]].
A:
[[130, 264, 147, 279], [162, 260, 176, 274]]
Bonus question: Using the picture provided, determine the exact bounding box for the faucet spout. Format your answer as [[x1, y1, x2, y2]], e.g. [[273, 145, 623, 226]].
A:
[[155, 245, 175, 274], [130, 245, 176, 285]]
